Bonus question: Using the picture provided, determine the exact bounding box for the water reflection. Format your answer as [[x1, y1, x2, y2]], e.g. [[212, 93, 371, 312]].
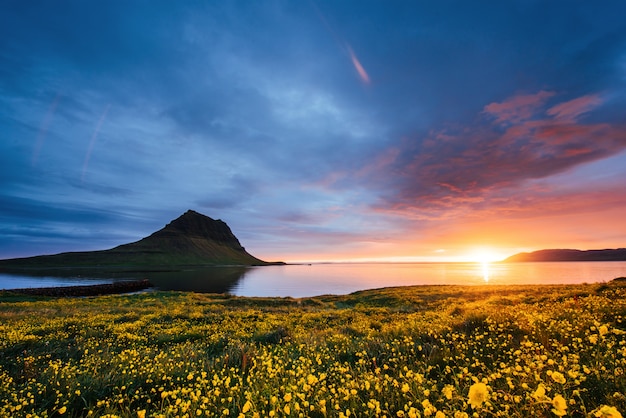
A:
[[3, 262, 626, 298], [146, 267, 250, 293], [481, 262, 490, 283], [0, 266, 252, 294]]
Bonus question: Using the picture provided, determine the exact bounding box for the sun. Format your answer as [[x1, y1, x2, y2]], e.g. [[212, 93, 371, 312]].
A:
[[468, 248, 503, 263]]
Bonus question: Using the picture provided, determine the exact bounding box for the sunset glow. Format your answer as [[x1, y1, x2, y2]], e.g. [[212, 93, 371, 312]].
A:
[[467, 249, 505, 264], [1, 2, 625, 261]]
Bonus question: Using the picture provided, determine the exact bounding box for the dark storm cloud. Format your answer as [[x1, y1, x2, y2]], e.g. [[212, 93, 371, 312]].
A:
[[0, 193, 129, 257]]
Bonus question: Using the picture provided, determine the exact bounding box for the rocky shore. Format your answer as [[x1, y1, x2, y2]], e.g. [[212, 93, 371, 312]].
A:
[[4, 279, 153, 297]]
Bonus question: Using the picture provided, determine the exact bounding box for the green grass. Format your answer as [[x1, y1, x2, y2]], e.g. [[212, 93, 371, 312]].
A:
[[1, 282, 625, 417]]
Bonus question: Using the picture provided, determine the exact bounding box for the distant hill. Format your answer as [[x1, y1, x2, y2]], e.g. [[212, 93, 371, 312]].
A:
[[0, 210, 281, 271], [504, 248, 626, 262]]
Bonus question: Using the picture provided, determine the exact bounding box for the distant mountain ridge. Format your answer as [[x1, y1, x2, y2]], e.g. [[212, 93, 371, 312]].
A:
[[0, 210, 280, 270], [504, 248, 626, 262]]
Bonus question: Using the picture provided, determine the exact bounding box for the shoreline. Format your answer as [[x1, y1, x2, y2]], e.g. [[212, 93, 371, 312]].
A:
[[2, 278, 153, 297]]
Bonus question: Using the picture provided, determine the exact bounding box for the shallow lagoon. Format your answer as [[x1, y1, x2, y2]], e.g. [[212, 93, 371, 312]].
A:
[[2, 261, 626, 297]]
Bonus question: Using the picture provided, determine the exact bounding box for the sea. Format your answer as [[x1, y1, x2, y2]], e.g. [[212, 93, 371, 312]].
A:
[[2, 261, 626, 298]]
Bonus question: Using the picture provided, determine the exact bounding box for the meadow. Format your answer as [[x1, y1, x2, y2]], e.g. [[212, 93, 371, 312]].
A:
[[1, 281, 625, 417]]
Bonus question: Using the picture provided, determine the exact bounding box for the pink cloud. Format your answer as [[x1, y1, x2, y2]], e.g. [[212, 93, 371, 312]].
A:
[[483, 90, 555, 123], [546, 93, 603, 122], [347, 45, 371, 84], [366, 90, 626, 215]]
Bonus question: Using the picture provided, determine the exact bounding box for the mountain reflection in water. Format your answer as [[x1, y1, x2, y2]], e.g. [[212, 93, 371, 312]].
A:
[[0, 266, 251, 294], [145, 267, 250, 293]]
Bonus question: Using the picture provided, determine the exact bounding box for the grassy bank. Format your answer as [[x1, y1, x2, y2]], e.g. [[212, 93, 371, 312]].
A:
[[1, 282, 625, 417]]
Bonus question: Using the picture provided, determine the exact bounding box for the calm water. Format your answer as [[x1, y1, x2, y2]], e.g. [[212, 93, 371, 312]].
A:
[[2, 261, 626, 298]]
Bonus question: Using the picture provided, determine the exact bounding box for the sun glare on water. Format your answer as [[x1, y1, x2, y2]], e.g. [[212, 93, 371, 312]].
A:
[[468, 249, 504, 283], [481, 261, 491, 282]]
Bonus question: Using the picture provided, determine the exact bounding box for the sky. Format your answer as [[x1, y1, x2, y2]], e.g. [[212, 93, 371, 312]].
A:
[[1, 1, 626, 263]]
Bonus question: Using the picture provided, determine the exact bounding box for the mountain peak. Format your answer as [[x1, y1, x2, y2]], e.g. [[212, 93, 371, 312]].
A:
[[180, 209, 210, 219], [169, 209, 221, 229], [154, 210, 244, 250]]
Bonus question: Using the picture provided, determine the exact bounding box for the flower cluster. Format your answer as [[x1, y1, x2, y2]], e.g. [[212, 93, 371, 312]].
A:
[[1, 282, 625, 417]]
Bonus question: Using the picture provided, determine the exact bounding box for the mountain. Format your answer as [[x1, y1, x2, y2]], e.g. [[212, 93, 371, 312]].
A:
[[0, 210, 280, 271], [504, 248, 626, 262]]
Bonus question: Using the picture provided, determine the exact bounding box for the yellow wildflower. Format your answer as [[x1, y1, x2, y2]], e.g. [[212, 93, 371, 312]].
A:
[[468, 382, 489, 408], [551, 395, 567, 416], [599, 325, 609, 337], [284, 393, 292, 402], [551, 371, 566, 384], [58, 406, 67, 415], [532, 384, 549, 402], [593, 405, 623, 418], [137, 411, 146, 418], [284, 405, 291, 415], [422, 399, 436, 416], [242, 400, 252, 413]]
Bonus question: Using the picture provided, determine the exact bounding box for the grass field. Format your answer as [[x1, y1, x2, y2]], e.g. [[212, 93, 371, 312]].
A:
[[1, 281, 625, 417]]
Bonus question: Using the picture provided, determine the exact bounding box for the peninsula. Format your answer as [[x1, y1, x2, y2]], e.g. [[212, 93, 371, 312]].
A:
[[504, 248, 626, 262]]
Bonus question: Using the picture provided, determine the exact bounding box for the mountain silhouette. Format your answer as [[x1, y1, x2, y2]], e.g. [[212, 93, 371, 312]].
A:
[[0, 210, 280, 271], [504, 248, 626, 262]]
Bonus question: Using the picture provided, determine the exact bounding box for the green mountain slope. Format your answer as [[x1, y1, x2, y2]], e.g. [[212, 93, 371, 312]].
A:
[[0, 210, 279, 270]]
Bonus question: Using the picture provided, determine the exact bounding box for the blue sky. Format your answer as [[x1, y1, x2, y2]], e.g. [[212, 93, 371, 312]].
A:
[[2, 1, 626, 262]]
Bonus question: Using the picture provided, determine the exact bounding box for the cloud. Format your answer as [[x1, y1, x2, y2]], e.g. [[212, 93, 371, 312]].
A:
[[546, 94, 604, 122], [2, 2, 626, 260], [347, 45, 371, 84], [0, 193, 142, 258], [366, 91, 626, 214], [483, 91, 555, 124]]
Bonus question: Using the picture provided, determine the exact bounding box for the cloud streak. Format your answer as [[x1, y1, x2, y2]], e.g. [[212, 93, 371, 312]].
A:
[[347, 45, 371, 84], [82, 104, 111, 182]]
